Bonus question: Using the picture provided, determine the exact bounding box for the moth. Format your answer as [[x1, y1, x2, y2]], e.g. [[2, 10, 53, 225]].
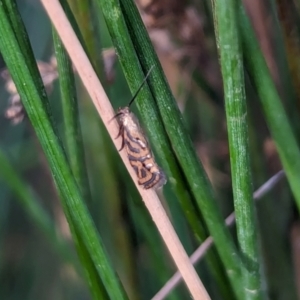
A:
[[112, 67, 166, 189]]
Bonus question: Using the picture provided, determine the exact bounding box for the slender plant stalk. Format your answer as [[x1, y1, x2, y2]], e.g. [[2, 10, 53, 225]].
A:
[[211, 0, 263, 299], [53, 29, 92, 203], [3, 0, 49, 107], [53, 28, 111, 299]]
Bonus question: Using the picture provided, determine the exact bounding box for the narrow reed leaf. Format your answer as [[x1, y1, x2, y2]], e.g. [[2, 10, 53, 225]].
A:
[[0, 2, 127, 299], [211, 1, 263, 298], [3, 0, 51, 113], [53, 29, 92, 204], [52, 29, 110, 299]]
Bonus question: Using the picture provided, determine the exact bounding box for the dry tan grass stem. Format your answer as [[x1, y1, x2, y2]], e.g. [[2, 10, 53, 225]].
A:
[[40, 0, 210, 299]]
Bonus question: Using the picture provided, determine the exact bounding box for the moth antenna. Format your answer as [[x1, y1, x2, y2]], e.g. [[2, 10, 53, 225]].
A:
[[128, 65, 155, 107]]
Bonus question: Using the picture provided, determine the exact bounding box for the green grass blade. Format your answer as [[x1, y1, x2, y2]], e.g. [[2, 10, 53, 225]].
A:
[[211, 1, 263, 299], [0, 1, 128, 299], [3, 0, 51, 115], [52, 28, 110, 299], [53, 29, 92, 204], [239, 4, 300, 210]]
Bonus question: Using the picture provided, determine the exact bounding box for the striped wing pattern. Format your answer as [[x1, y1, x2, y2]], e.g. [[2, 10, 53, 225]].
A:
[[115, 108, 166, 190]]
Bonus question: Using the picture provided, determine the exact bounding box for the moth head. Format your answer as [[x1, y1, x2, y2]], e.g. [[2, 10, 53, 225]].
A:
[[116, 107, 130, 123], [109, 106, 129, 124]]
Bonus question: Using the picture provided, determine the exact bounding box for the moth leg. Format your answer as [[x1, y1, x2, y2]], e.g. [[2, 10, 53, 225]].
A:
[[115, 124, 123, 139], [118, 137, 125, 151], [114, 125, 125, 151]]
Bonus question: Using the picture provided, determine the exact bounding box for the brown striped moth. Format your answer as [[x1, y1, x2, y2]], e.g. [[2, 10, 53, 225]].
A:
[[111, 67, 166, 189]]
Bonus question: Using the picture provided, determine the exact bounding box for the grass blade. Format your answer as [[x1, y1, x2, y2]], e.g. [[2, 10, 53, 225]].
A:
[[211, 0, 263, 298], [53, 29, 92, 203]]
